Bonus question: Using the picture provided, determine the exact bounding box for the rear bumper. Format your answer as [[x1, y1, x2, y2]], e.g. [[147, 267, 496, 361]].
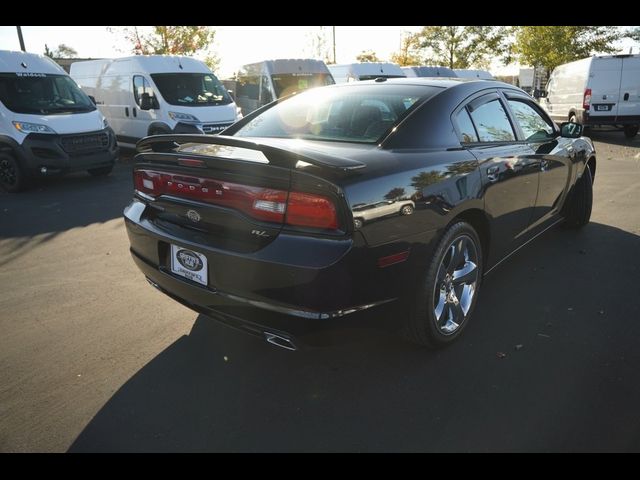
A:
[[15, 127, 118, 176], [124, 199, 419, 345], [582, 113, 640, 126]]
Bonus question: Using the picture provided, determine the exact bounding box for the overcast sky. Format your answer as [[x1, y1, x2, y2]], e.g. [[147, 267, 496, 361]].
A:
[[1, 26, 637, 79]]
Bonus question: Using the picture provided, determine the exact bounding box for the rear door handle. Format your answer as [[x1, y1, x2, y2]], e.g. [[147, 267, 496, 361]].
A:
[[133, 107, 137, 117], [487, 166, 500, 182], [541, 160, 549, 171], [624, 93, 630, 101]]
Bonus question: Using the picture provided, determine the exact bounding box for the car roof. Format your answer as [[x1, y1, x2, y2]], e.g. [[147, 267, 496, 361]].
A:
[[323, 76, 522, 92]]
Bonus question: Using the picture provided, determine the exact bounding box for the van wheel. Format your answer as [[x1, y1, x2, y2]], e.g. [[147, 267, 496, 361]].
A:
[[402, 221, 483, 348], [563, 164, 593, 228], [87, 165, 113, 177], [624, 125, 638, 139], [0, 152, 30, 193]]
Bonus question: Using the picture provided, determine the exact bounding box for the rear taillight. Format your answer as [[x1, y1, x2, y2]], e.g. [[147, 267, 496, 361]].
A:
[[286, 192, 338, 230], [583, 88, 592, 110], [134, 169, 339, 230]]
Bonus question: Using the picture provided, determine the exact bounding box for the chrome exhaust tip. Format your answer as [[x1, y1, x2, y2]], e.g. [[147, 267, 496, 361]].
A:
[[264, 332, 297, 351]]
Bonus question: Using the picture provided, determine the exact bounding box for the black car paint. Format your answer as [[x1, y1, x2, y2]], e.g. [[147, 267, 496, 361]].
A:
[[124, 79, 595, 346]]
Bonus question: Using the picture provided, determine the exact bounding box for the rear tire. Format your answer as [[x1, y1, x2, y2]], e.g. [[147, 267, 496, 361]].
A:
[[0, 152, 31, 193], [563, 164, 593, 228], [87, 165, 113, 177], [624, 125, 638, 139], [403, 221, 483, 348]]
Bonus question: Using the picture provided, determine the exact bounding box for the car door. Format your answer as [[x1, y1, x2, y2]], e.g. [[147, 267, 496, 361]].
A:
[[502, 92, 572, 230], [454, 91, 540, 263]]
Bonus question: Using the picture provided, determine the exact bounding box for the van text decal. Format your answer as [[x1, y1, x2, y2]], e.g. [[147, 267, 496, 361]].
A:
[[16, 72, 47, 77]]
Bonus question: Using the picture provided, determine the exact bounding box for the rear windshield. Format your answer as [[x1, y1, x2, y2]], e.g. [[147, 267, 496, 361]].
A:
[[0, 73, 95, 115], [234, 84, 443, 144]]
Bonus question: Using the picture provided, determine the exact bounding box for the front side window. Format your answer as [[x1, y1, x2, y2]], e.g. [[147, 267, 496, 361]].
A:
[[469, 98, 516, 142], [507, 99, 554, 142], [0, 73, 95, 114], [234, 84, 441, 144], [150, 73, 232, 107], [133, 75, 155, 106]]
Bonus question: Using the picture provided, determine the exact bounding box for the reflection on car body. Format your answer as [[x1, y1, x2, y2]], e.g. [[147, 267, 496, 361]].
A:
[[353, 199, 415, 228]]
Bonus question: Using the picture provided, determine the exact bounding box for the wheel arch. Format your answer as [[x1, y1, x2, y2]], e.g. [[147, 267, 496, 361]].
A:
[[587, 156, 596, 183], [448, 208, 491, 264]]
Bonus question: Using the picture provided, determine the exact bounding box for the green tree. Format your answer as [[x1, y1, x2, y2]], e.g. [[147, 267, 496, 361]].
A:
[[414, 26, 509, 69], [384, 187, 407, 201], [44, 43, 77, 58], [356, 50, 380, 62], [512, 26, 622, 71], [627, 27, 640, 42], [115, 26, 217, 58], [390, 33, 422, 66]]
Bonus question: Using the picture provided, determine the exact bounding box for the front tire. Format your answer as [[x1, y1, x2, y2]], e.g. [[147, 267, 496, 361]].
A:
[[563, 164, 593, 228], [403, 221, 483, 348], [87, 165, 114, 177], [0, 152, 31, 193], [624, 125, 638, 139]]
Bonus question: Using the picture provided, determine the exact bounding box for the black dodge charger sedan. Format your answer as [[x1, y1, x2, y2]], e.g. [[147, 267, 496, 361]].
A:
[[124, 78, 595, 350]]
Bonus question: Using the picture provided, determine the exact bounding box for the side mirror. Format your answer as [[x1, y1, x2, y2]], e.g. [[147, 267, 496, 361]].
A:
[[560, 122, 583, 138], [533, 89, 547, 99], [227, 89, 235, 100], [88, 95, 97, 105], [140, 92, 154, 111]]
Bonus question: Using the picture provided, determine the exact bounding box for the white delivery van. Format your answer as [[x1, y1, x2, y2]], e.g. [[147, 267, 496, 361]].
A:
[[234, 59, 334, 116], [70, 55, 241, 148], [328, 62, 405, 84], [401, 66, 457, 78], [0, 50, 117, 192], [453, 69, 494, 80], [539, 54, 640, 138]]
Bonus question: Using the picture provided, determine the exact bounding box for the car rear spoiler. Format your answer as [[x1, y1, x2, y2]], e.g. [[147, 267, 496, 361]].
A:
[[136, 134, 366, 172]]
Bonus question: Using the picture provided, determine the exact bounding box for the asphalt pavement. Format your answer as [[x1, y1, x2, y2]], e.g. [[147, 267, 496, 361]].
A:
[[1, 131, 640, 452]]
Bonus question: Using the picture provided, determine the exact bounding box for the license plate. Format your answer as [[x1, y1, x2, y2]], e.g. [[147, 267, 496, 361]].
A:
[[170, 244, 208, 286], [596, 105, 610, 111]]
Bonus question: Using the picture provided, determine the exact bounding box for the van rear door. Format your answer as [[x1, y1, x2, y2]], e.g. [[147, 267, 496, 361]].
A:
[[589, 57, 623, 118], [618, 56, 640, 119]]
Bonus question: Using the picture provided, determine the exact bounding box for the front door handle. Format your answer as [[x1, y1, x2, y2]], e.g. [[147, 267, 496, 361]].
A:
[[541, 160, 549, 171], [624, 92, 630, 101], [133, 107, 137, 117], [125, 107, 129, 117]]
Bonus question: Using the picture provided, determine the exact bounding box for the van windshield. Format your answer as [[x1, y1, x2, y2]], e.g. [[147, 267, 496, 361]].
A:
[[0, 73, 96, 115], [151, 73, 233, 107], [271, 73, 334, 98]]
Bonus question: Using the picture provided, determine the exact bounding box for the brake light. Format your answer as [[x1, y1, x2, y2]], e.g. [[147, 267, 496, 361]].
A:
[[286, 192, 338, 230], [133, 169, 339, 230], [583, 88, 592, 110]]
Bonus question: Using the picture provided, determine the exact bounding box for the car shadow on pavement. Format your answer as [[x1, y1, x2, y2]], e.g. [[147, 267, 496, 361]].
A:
[[68, 222, 640, 452], [0, 162, 134, 239]]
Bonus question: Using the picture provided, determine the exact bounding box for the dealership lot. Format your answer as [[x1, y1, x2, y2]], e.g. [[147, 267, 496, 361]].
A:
[[1, 131, 639, 452]]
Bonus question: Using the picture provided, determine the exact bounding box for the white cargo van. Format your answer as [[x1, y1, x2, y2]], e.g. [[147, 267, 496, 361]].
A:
[[401, 66, 457, 77], [234, 59, 334, 116], [0, 50, 117, 192], [453, 69, 494, 80], [70, 55, 240, 148], [539, 54, 640, 138], [328, 62, 405, 84]]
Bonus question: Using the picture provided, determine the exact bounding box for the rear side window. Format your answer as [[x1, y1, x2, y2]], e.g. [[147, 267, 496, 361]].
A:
[[507, 99, 554, 142], [456, 108, 478, 143], [469, 99, 516, 142]]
